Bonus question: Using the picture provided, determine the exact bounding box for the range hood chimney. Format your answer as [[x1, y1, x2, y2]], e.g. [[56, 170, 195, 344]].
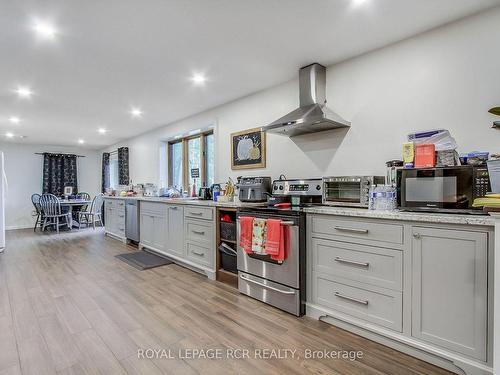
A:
[[263, 63, 350, 137]]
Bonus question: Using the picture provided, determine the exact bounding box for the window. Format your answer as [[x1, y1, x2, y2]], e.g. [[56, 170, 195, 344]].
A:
[[205, 133, 214, 187], [188, 137, 201, 192], [170, 141, 183, 189], [109, 153, 119, 189], [168, 130, 214, 193]]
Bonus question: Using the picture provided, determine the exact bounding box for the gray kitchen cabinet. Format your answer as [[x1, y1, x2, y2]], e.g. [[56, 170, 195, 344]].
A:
[[139, 203, 167, 252], [306, 213, 492, 375], [104, 199, 126, 241], [411, 227, 488, 361], [137, 202, 216, 279], [165, 205, 184, 257]]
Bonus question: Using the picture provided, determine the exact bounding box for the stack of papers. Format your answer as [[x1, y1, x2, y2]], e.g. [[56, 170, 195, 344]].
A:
[[473, 194, 500, 208]]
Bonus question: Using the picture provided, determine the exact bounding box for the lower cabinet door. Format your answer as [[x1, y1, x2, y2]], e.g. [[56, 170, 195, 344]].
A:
[[152, 215, 167, 251], [105, 207, 115, 233], [411, 227, 488, 361], [166, 205, 184, 257], [140, 213, 154, 247]]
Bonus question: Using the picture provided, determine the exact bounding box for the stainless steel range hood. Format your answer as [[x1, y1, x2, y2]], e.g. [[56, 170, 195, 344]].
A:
[[263, 63, 350, 137]]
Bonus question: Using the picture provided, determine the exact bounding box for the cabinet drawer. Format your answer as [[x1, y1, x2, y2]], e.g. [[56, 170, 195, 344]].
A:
[[186, 241, 214, 267], [311, 215, 403, 245], [115, 211, 126, 223], [140, 201, 166, 216], [315, 275, 402, 332], [185, 206, 213, 221], [311, 238, 402, 291], [185, 220, 213, 244]]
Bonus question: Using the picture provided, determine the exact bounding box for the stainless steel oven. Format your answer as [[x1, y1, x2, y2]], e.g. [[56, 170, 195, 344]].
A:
[[323, 176, 385, 207], [236, 207, 305, 316]]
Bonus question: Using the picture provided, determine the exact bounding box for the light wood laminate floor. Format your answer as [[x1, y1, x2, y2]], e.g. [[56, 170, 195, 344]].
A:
[[0, 228, 453, 375]]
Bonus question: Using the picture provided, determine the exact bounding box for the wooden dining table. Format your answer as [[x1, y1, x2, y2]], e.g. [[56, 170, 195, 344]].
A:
[[59, 199, 92, 228]]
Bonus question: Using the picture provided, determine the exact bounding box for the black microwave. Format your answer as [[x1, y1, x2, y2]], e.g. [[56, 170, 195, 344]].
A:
[[397, 166, 490, 214]]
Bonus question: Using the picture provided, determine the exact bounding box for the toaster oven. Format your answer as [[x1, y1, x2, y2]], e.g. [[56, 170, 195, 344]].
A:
[[323, 176, 385, 208]]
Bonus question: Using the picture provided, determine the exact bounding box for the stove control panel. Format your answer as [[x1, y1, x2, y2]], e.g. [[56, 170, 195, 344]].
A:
[[272, 179, 323, 196]]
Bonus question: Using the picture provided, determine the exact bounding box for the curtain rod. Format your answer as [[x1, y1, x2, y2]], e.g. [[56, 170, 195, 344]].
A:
[[35, 152, 86, 158]]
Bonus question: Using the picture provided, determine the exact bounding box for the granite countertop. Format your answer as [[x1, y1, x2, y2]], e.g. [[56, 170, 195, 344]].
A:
[[102, 195, 265, 208], [303, 206, 495, 227]]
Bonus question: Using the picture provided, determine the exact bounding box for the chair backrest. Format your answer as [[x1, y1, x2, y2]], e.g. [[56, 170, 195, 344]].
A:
[[31, 193, 42, 214], [77, 192, 91, 201], [90, 194, 104, 214], [39, 194, 62, 216]]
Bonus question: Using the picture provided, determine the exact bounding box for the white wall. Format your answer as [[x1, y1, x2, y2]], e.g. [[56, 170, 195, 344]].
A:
[[105, 7, 500, 186], [0, 143, 101, 230]]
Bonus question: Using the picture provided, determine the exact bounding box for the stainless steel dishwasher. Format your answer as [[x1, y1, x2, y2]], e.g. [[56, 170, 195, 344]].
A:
[[125, 200, 140, 242]]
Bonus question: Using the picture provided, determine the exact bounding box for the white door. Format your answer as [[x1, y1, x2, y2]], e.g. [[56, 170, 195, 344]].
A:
[[0, 152, 6, 251]]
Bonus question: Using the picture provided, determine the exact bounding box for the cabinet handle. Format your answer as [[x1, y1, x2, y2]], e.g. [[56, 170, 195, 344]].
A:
[[413, 233, 421, 239], [170, 206, 178, 210], [119, 214, 125, 218], [192, 250, 205, 256], [334, 257, 369, 268], [334, 292, 369, 305], [192, 230, 205, 235], [190, 212, 203, 216], [334, 226, 369, 234]]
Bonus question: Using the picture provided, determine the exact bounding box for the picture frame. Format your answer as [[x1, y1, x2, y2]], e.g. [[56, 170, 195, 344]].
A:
[[230, 127, 266, 170]]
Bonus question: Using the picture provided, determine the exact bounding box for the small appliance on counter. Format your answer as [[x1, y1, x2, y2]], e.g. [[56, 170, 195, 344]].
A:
[[397, 165, 491, 214], [322, 176, 385, 208], [143, 183, 158, 197], [198, 186, 212, 200], [236, 176, 271, 202]]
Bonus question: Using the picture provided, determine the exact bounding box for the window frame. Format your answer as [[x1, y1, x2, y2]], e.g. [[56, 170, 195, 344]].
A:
[[167, 130, 214, 191]]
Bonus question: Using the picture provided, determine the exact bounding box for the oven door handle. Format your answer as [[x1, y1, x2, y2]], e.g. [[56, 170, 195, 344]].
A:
[[239, 274, 296, 295], [280, 221, 296, 226]]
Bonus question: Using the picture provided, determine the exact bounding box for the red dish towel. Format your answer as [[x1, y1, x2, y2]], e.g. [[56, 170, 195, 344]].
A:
[[265, 219, 281, 256], [266, 219, 286, 262], [239, 216, 254, 254]]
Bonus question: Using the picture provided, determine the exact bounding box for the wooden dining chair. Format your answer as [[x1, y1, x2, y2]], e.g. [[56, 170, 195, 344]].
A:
[[39, 194, 71, 233], [31, 193, 43, 232], [78, 194, 104, 229], [74, 192, 91, 217]]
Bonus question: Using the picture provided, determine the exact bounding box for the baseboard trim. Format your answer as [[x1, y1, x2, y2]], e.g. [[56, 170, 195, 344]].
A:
[[6, 225, 33, 231]]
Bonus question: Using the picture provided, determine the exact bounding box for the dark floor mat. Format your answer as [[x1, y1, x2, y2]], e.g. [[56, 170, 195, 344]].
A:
[[115, 251, 173, 270]]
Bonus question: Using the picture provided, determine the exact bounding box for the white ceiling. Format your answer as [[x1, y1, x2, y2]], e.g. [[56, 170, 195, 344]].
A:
[[1, 0, 499, 149]]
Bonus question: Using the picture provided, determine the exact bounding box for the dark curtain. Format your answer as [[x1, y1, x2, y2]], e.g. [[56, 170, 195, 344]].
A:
[[42, 153, 78, 196], [117, 147, 129, 185], [102, 152, 110, 193]]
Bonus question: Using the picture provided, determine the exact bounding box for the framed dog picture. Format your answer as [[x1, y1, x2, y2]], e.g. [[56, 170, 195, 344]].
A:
[[230, 128, 266, 170]]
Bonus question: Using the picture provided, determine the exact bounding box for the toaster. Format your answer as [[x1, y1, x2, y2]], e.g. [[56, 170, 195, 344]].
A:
[[236, 176, 271, 202]]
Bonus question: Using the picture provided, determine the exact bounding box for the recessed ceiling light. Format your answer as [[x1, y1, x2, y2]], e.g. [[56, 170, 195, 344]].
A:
[[15, 86, 33, 99], [130, 108, 143, 118], [32, 20, 58, 39], [351, 0, 369, 6], [191, 73, 207, 85], [5, 132, 14, 138], [98, 128, 107, 134], [78, 139, 85, 144], [9, 116, 21, 124]]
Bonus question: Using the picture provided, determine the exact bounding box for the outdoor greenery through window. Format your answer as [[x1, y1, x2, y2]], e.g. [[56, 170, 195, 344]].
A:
[[168, 130, 214, 194]]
